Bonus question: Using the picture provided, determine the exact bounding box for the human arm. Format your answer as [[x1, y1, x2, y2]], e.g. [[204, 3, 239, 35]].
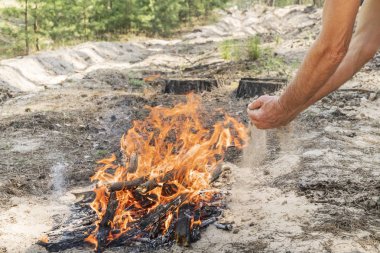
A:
[[299, 0, 380, 110], [248, 0, 361, 129]]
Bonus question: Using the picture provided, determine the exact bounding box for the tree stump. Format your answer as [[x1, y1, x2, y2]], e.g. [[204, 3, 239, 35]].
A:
[[163, 79, 218, 94], [236, 78, 287, 98]]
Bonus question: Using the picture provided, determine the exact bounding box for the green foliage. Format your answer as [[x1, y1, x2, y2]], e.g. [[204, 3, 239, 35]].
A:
[[254, 47, 297, 77], [260, 49, 286, 72], [126, 72, 146, 87], [231, 0, 324, 8], [0, 23, 25, 56], [218, 36, 296, 77], [0, 0, 229, 58], [0, 5, 25, 56], [247, 36, 261, 61], [0, 0, 320, 59], [96, 149, 109, 158], [129, 79, 146, 87], [219, 36, 262, 61], [219, 39, 237, 61]]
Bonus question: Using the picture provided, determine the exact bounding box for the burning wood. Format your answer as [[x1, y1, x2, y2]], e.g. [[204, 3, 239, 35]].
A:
[[40, 94, 247, 252], [96, 192, 118, 252], [175, 204, 193, 247], [109, 176, 147, 192], [127, 153, 138, 174]]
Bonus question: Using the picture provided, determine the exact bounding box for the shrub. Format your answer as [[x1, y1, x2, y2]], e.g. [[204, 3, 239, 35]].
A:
[[247, 36, 261, 61]]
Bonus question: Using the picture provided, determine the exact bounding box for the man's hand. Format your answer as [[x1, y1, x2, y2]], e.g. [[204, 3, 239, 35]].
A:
[[247, 95, 296, 129], [246, 0, 361, 130]]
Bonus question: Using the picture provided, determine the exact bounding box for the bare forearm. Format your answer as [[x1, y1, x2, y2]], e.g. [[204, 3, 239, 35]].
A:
[[246, 0, 379, 130], [279, 40, 348, 114], [302, 37, 377, 109], [278, 0, 360, 115]]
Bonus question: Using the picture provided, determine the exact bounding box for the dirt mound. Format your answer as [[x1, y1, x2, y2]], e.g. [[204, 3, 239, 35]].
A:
[[184, 5, 321, 43], [0, 42, 148, 92], [0, 5, 321, 93]]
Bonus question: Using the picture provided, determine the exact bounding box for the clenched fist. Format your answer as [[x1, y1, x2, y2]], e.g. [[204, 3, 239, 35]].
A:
[[247, 95, 296, 129]]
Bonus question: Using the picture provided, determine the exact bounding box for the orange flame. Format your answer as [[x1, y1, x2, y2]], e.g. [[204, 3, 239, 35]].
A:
[[86, 94, 248, 248], [39, 235, 49, 244], [164, 213, 173, 235]]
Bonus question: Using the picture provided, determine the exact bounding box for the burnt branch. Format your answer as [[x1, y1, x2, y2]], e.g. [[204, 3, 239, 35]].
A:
[[109, 176, 147, 192], [136, 170, 176, 194], [175, 204, 193, 247], [127, 153, 138, 173], [110, 194, 188, 247], [209, 164, 223, 183], [214, 222, 233, 231], [136, 163, 223, 194], [97, 192, 119, 252]]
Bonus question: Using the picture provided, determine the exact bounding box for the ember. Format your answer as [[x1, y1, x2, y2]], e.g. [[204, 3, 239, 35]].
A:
[[41, 94, 248, 252]]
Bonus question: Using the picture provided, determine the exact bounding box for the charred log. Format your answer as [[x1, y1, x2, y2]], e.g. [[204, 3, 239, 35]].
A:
[[136, 170, 176, 194], [97, 192, 119, 252], [38, 224, 95, 252], [110, 194, 187, 247], [39, 192, 225, 251], [162, 183, 179, 196], [132, 191, 158, 209], [37, 205, 96, 252], [140, 194, 186, 229], [209, 164, 223, 183], [200, 217, 217, 228], [175, 204, 193, 247], [109, 176, 147, 192], [127, 153, 138, 173], [214, 222, 233, 231], [163, 79, 218, 95], [137, 164, 223, 195]]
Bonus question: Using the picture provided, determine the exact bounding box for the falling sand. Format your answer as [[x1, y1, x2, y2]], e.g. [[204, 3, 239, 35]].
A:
[[242, 124, 268, 167]]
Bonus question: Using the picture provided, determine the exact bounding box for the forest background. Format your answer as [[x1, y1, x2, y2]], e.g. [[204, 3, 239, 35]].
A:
[[0, 0, 323, 59]]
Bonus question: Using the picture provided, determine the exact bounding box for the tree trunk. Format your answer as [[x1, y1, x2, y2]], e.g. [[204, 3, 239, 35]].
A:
[[266, 0, 275, 6], [33, 2, 40, 51], [313, 0, 323, 7], [24, 0, 29, 55], [187, 0, 191, 24], [83, 6, 88, 40], [204, 0, 209, 16], [52, 0, 58, 42]]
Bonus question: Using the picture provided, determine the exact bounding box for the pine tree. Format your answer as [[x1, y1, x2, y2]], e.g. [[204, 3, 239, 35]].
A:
[[1, 0, 230, 58]]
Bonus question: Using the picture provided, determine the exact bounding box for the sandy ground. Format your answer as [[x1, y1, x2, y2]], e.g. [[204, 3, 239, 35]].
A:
[[0, 4, 379, 253]]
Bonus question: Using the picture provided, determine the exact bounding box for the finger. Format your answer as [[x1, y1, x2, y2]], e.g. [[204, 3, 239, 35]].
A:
[[248, 98, 264, 110], [248, 95, 271, 110], [247, 108, 261, 122], [250, 118, 268, 129], [250, 119, 265, 129], [248, 117, 259, 127], [248, 110, 272, 129], [256, 124, 270, 130]]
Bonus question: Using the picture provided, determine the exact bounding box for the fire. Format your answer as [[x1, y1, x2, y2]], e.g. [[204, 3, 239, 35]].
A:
[[86, 94, 248, 250], [39, 235, 49, 244], [164, 213, 173, 234]]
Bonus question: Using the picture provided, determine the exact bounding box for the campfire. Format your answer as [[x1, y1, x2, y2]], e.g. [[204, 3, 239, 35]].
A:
[[40, 94, 248, 252]]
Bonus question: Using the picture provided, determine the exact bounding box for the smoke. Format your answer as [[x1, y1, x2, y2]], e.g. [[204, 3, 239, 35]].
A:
[[50, 162, 67, 197]]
